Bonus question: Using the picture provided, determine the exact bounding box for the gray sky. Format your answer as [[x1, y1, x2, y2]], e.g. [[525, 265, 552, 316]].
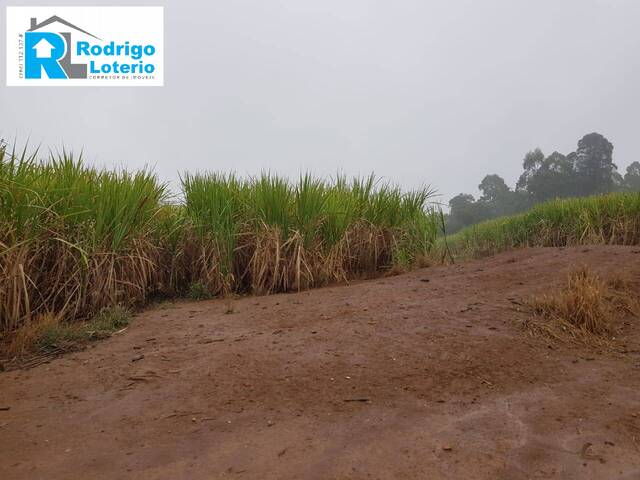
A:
[[2, 0, 639, 203]]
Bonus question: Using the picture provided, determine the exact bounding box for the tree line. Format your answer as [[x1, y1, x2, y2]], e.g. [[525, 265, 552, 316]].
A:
[[446, 132, 640, 233]]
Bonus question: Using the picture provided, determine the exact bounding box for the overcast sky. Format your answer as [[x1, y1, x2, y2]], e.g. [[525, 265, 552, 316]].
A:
[[2, 0, 639, 203]]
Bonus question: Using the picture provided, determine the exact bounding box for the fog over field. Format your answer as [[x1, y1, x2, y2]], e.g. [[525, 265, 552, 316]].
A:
[[2, 0, 639, 202]]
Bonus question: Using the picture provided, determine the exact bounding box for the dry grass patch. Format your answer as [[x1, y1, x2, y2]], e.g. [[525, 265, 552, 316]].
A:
[[525, 266, 639, 345], [4, 306, 131, 358]]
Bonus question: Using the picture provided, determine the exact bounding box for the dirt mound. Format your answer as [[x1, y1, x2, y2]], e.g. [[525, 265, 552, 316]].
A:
[[2, 246, 640, 479]]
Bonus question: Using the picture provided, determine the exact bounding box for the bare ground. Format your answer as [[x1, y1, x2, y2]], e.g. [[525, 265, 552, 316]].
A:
[[2, 246, 640, 479]]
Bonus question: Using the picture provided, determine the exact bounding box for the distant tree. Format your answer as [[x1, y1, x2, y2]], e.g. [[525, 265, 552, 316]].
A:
[[478, 174, 529, 217], [574, 132, 616, 195], [447, 193, 491, 233], [517, 150, 577, 202], [622, 161, 640, 191], [479, 174, 510, 203], [447, 132, 633, 232], [516, 148, 545, 192], [612, 170, 625, 191], [448, 193, 477, 230]]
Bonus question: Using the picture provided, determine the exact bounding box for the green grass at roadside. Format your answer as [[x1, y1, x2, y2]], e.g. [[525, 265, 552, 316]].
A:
[[444, 192, 640, 259]]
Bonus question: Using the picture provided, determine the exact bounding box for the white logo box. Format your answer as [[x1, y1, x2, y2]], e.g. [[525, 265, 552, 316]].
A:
[[6, 6, 164, 86]]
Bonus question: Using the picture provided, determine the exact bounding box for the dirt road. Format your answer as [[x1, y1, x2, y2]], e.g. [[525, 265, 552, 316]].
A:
[[2, 246, 640, 479]]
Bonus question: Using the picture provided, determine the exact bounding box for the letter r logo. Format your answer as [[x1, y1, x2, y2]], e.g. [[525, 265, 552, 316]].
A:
[[25, 32, 67, 79]]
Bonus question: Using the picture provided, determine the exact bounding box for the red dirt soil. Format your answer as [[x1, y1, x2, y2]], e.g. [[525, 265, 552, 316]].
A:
[[2, 246, 640, 479]]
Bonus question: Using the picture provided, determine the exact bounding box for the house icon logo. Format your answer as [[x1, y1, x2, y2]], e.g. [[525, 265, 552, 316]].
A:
[[7, 7, 164, 86], [25, 15, 101, 79]]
